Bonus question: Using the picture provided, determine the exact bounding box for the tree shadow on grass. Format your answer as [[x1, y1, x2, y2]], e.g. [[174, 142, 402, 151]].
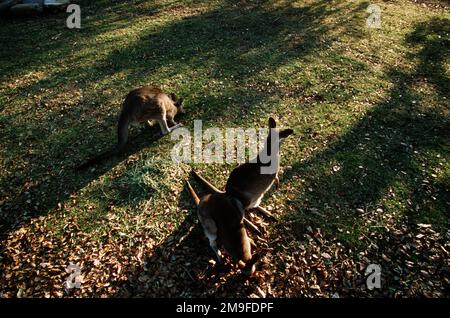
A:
[[0, 0, 358, 238], [0, 0, 164, 84], [283, 16, 449, 240], [277, 17, 449, 295], [2, 0, 418, 298], [3, 1, 446, 298], [0, 124, 166, 234]]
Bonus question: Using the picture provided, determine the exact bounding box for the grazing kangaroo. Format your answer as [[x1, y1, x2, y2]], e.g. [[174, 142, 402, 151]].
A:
[[76, 85, 185, 169], [226, 117, 293, 219], [186, 181, 260, 275]]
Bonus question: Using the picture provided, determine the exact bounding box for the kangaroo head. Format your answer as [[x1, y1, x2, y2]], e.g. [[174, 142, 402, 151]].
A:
[[268, 117, 294, 143], [170, 93, 185, 114]]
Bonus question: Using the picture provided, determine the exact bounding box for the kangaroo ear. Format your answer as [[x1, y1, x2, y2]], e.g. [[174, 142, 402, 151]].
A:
[[170, 93, 178, 102], [176, 98, 186, 113], [176, 98, 184, 106], [279, 129, 294, 139], [268, 117, 276, 128]]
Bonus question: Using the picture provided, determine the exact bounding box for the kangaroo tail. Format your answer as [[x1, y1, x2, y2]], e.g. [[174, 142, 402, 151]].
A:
[[191, 169, 224, 194], [75, 109, 130, 171], [116, 108, 130, 151], [186, 181, 200, 206]]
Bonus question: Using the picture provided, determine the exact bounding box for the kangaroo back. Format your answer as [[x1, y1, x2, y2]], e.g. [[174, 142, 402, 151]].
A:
[[224, 117, 293, 208], [204, 194, 252, 263]]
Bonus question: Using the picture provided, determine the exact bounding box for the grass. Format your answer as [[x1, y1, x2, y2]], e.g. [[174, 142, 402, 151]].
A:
[[0, 0, 449, 297]]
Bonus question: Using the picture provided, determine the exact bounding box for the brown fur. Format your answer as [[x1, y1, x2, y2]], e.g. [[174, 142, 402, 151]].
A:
[[186, 181, 256, 275], [225, 117, 293, 211], [76, 85, 184, 170], [192, 169, 272, 224], [120, 85, 184, 137]]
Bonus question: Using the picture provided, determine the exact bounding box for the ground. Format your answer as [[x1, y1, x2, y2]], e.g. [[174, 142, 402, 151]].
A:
[[0, 0, 449, 298]]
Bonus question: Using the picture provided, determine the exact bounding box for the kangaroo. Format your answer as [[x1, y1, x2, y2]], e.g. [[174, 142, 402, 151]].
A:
[[119, 85, 185, 136], [191, 169, 263, 234], [225, 117, 293, 219], [186, 181, 260, 275], [76, 85, 185, 169]]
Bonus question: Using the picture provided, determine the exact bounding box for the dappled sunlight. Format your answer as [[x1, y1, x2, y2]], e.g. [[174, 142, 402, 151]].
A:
[[0, 0, 448, 297]]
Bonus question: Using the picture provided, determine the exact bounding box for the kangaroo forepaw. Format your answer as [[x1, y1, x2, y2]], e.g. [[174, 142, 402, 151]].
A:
[[170, 123, 183, 131]]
